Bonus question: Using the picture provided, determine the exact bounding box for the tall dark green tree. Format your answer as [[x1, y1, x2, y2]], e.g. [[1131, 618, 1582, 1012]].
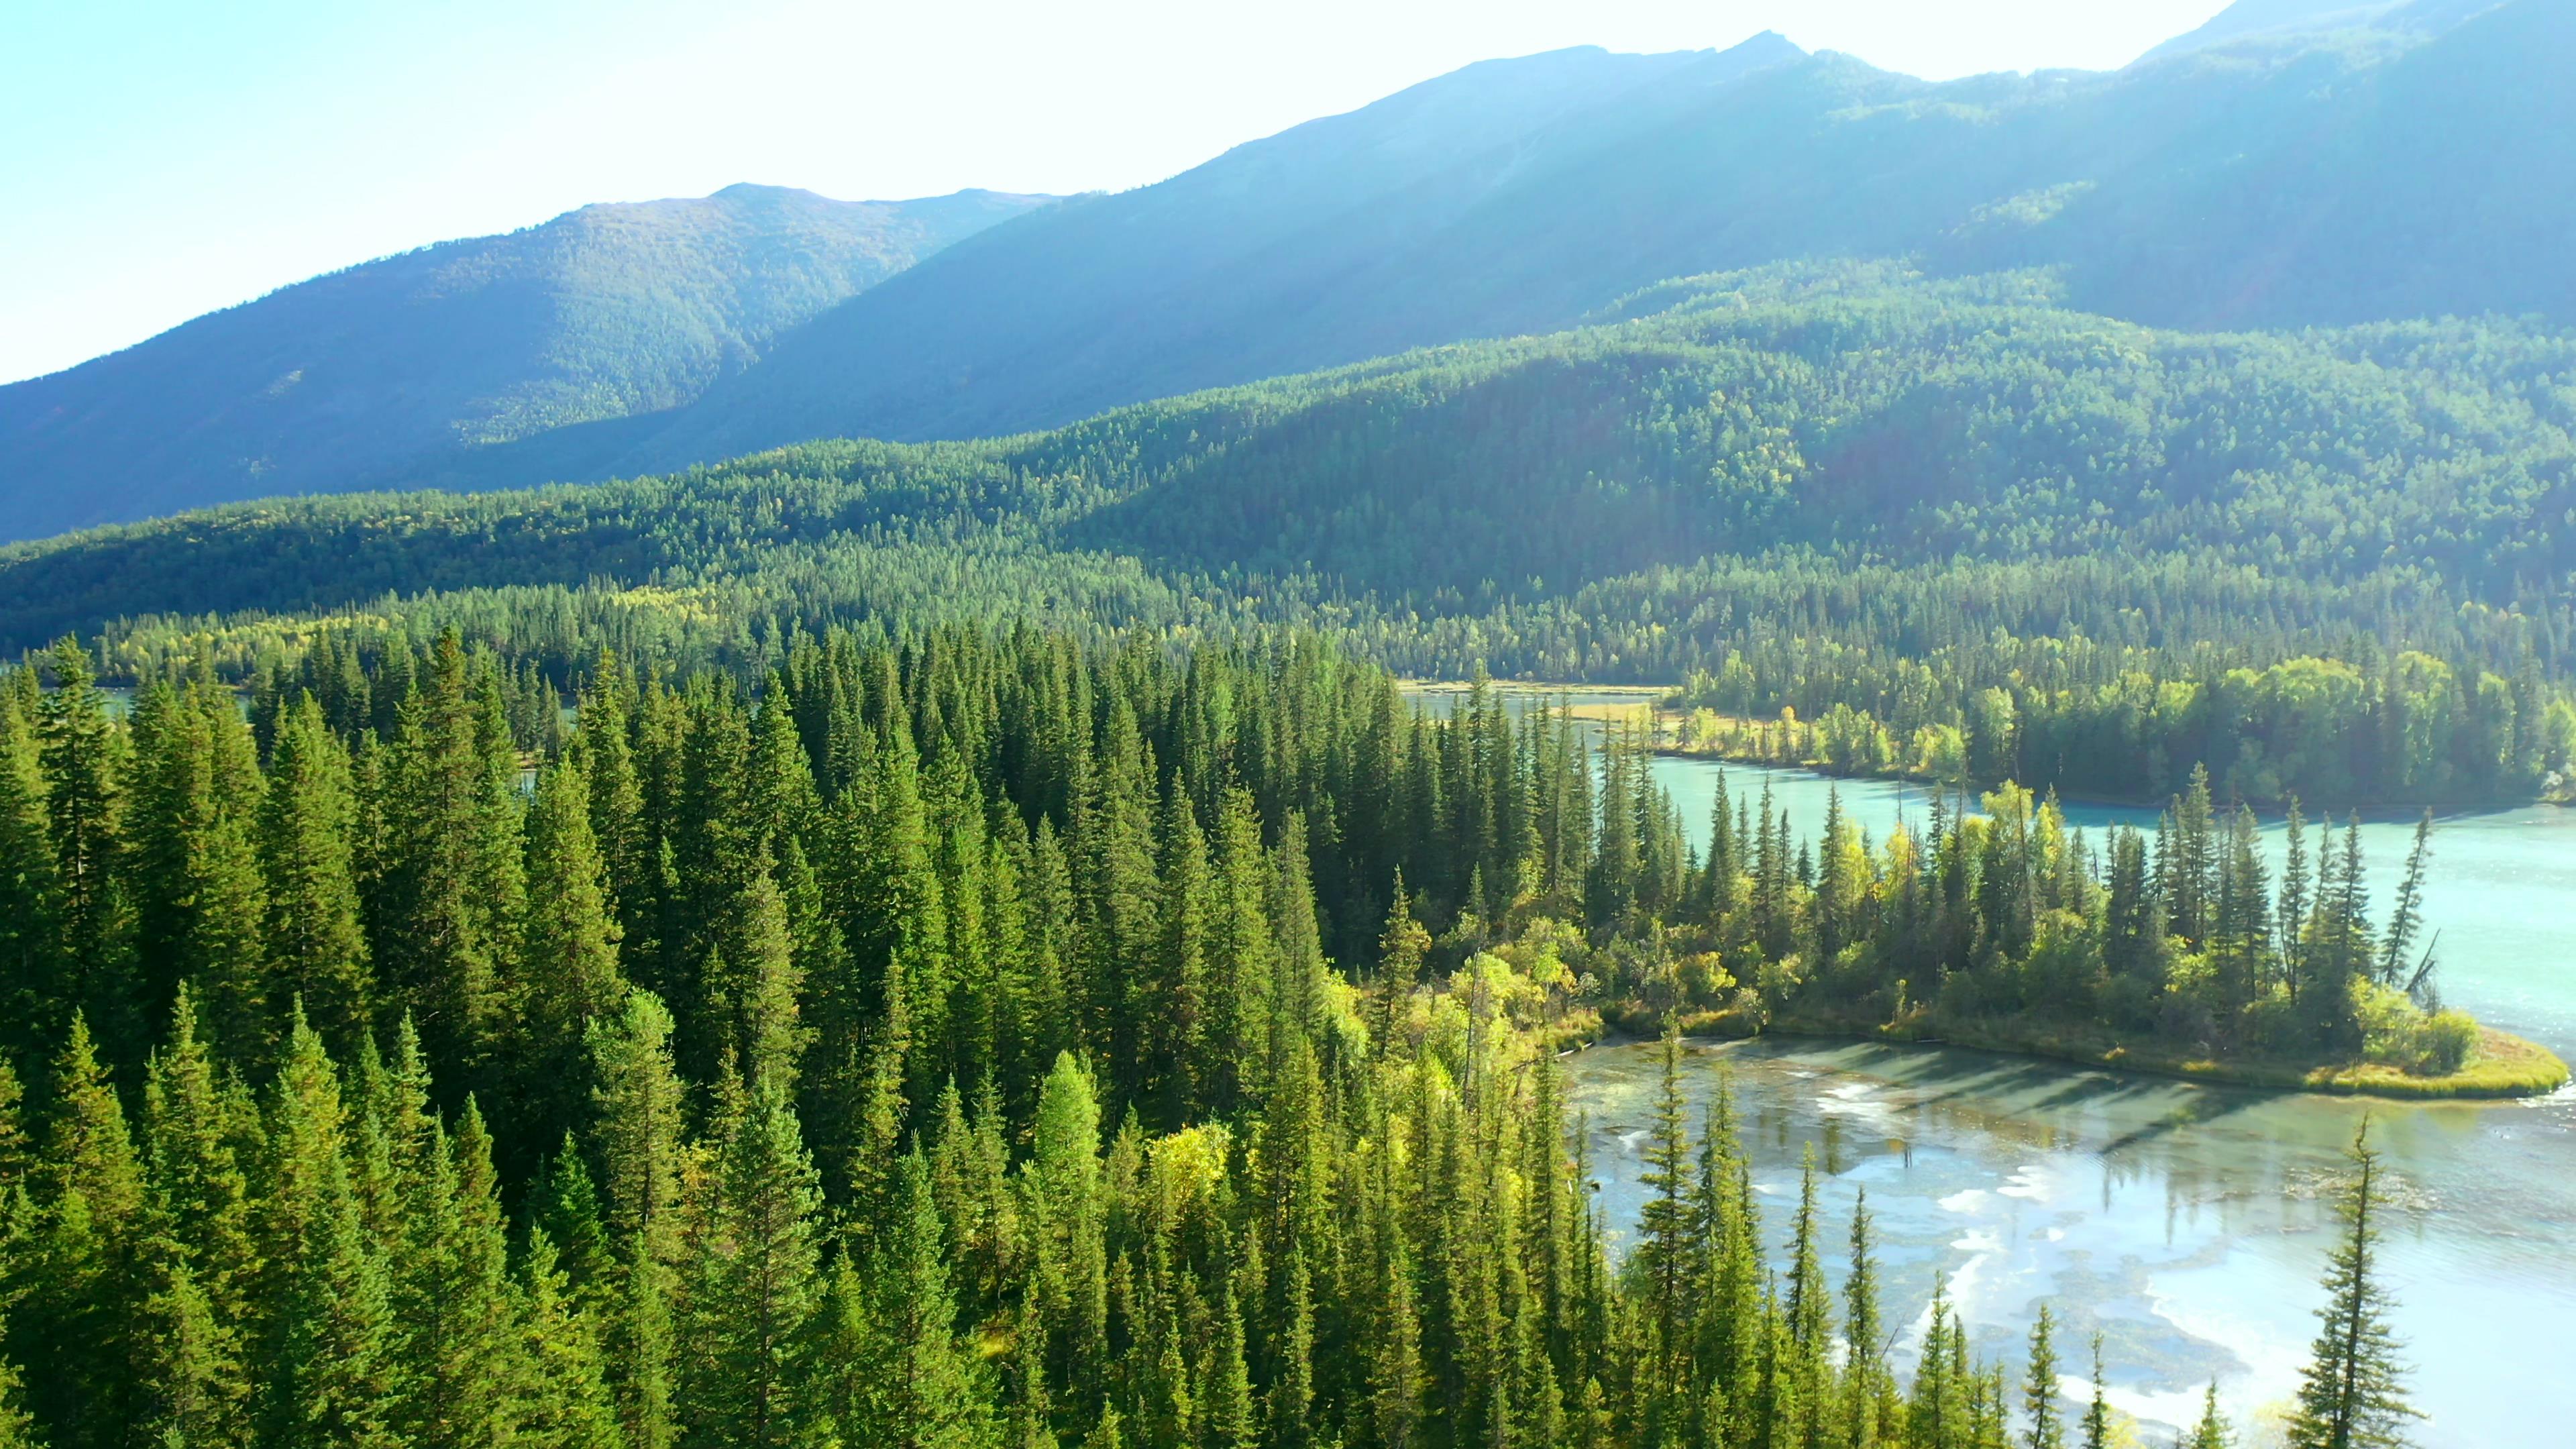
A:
[[2286, 1124, 2420, 1449], [260, 694, 371, 1055]]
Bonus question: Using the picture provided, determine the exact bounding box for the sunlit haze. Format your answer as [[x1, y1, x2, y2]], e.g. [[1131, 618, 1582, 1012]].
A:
[[0, 0, 2233, 385]]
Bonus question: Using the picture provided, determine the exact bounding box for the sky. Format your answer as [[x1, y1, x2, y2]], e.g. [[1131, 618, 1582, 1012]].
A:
[[0, 0, 2235, 386]]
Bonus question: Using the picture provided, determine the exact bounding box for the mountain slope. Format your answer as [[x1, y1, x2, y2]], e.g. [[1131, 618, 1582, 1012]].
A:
[[0, 184, 1051, 539], [582, 1, 2569, 479], [7, 265, 2569, 662]]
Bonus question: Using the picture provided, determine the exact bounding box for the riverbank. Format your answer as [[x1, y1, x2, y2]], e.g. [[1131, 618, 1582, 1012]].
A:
[[1598, 1004, 2570, 1100]]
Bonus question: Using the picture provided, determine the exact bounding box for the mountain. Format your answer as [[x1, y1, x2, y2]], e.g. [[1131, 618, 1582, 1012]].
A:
[[2137, 0, 2500, 62], [9, 264, 2569, 669], [4, 1, 2565, 531], [553, 0, 2569, 480], [0, 184, 1052, 539]]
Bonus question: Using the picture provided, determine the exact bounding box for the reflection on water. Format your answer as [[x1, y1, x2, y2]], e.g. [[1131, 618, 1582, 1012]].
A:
[[1395, 690, 2576, 1057], [1644, 757, 2576, 1060], [1568, 1036, 2576, 1447], [1416, 689, 2576, 1441]]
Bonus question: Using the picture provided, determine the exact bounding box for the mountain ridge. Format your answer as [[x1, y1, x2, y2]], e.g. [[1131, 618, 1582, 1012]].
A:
[[0, 184, 1054, 539], [2, 2, 2565, 536]]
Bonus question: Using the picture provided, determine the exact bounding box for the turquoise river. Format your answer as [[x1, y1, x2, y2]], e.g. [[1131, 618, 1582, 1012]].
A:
[[1404, 686, 2576, 1444]]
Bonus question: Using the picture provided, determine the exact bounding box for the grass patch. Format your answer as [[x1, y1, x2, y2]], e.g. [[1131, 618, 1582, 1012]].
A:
[[1670, 1008, 2569, 1101]]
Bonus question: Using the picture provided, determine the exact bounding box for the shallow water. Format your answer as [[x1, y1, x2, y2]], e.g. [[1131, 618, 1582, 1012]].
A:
[[1645, 757, 2576, 1059], [1567, 1035, 2576, 1446], [1414, 691, 2576, 1440]]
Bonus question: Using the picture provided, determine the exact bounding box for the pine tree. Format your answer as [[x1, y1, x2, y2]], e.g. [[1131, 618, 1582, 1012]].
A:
[[261, 694, 372, 1055], [0, 674, 65, 1072], [255, 1013, 400, 1449], [517, 1223, 627, 1449], [39, 641, 133, 1059], [828, 1154, 992, 1449], [0, 1311, 36, 1449], [2286, 1123, 2420, 1449], [513, 758, 627, 1156], [2186, 1383, 2231, 1449], [2079, 1337, 2108, 1449], [2021, 1305, 2062, 1449], [679, 1070, 826, 1449], [26, 1015, 148, 1449]]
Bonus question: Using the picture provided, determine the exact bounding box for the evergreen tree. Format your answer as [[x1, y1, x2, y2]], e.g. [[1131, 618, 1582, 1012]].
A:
[[2286, 1124, 2420, 1449], [2186, 1383, 2232, 1449], [261, 694, 371, 1055], [2021, 1305, 2061, 1449], [513, 758, 628, 1157], [1633, 1026, 1694, 1401], [377, 633, 526, 1094], [136, 986, 256, 1447], [386, 1099, 521, 1449], [26, 1016, 147, 1449], [517, 1223, 627, 1449], [679, 1070, 826, 1449], [38, 641, 131, 1059], [2078, 1337, 2108, 1449], [0, 1313, 36, 1449], [589, 990, 687, 1449], [254, 1014, 400, 1449], [0, 674, 64, 1073], [827, 1154, 991, 1449]]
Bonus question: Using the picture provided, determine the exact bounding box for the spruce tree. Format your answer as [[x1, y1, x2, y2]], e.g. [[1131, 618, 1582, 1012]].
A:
[[1844, 1189, 1886, 1449], [0, 674, 65, 1071], [828, 1153, 992, 1449], [679, 1070, 826, 1449], [2079, 1336, 2108, 1449], [255, 1014, 400, 1449], [378, 633, 526, 1092], [39, 641, 133, 1059], [2186, 1383, 2232, 1449], [2021, 1305, 2062, 1449], [2286, 1124, 2420, 1449], [0, 1313, 36, 1449], [1201, 1278, 1258, 1449], [260, 694, 372, 1055], [137, 987, 256, 1446], [26, 1016, 148, 1449], [1634, 1026, 1694, 1399], [517, 1223, 627, 1449], [589, 990, 687, 1449], [515, 757, 629, 1159], [386, 1097, 521, 1449]]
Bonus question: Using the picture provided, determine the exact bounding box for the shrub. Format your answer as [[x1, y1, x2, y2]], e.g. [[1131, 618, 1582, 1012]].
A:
[[2420, 1009, 2479, 1075]]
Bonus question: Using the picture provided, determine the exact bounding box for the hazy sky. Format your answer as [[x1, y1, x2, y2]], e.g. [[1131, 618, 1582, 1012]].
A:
[[0, 0, 2233, 385]]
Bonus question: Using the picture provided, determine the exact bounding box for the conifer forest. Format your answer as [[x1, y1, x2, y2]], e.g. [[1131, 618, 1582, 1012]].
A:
[[0, 629, 2449, 1447], [9, 4, 2576, 1445]]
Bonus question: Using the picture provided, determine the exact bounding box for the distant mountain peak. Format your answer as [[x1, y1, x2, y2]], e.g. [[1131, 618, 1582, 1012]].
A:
[[2135, 0, 2504, 63]]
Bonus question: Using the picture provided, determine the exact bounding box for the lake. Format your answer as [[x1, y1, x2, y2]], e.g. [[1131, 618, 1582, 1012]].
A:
[[1565, 751, 2576, 1447]]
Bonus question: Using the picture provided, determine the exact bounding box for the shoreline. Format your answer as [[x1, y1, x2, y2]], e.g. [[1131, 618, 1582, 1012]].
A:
[[1591, 1008, 2571, 1102]]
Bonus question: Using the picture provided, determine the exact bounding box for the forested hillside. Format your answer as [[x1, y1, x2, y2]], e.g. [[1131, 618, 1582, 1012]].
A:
[[0, 185, 1051, 539], [0, 627, 2481, 1448], [580, 0, 2573, 479], [7, 3, 2565, 518], [7, 266, 2571, 804]]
